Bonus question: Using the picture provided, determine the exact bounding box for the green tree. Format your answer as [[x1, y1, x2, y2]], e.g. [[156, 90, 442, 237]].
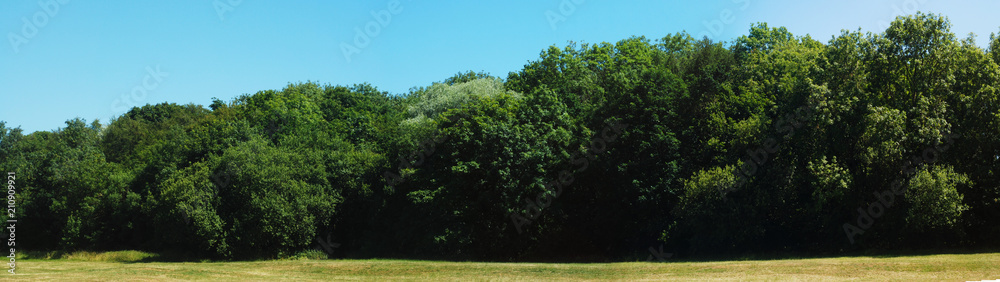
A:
[[904, 166, 970, 244]]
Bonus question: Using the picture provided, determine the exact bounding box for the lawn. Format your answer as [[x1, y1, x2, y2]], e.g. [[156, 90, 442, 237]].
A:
[[9, 251, 1000, 280]]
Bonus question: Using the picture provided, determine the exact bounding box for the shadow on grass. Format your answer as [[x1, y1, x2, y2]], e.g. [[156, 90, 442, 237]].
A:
[[21, 246, 1000, 264]]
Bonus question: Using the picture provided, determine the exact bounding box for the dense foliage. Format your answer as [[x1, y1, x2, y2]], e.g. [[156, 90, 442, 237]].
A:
[[2, 13, 999, 260]]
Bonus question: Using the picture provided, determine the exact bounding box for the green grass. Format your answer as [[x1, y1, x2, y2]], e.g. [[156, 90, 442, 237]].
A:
[[21, 250, 160, 262], [10, 251, 1000, 280]]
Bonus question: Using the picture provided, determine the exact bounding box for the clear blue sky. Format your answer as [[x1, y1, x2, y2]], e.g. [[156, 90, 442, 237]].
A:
[[2, 0, 998, 133]]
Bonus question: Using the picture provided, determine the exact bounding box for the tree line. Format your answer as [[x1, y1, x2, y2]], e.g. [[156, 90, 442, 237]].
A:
[[1, 13, 999, 260]]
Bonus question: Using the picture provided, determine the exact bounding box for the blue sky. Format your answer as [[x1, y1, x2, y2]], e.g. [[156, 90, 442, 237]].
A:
[[2, 0, 998, 133]]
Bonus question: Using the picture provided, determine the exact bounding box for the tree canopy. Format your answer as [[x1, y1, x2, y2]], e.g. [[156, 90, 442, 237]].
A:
[[2, 13, 999, 260]]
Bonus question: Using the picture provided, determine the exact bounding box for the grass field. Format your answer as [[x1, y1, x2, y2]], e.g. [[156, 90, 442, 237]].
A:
[[9, 251, 1000, 280]]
